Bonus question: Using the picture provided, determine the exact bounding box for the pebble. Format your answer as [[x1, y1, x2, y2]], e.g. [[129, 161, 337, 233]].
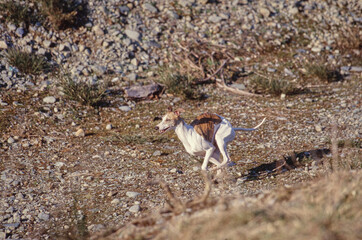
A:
[[124, 30, 141, 41], [106, 124, 112, 130], [74, 129, 85, 137], [38, 212, 50, 221], [0, 40, 8, 49], [129, 205, 140, 213], [93, 25, 104, 36], [152, 150, 162, 156], [119, 106, 131, 112], [15, 28, 25, 37], [7, 137, 15, 144], [259, 7, 270, 18], [143, 3, 158, 13], [315, 125, 322, 132], [111, 199, 120, 205], [126, 192, 140, 198], [43, 96, 56, 104]]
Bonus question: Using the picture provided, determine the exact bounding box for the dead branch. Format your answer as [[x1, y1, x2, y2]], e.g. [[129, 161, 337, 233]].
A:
[[187, 171, 212, 208], [216, 72, 262, 97]]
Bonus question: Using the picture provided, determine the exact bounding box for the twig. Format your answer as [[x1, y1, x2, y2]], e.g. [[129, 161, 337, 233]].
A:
[[198, 59, 228, 83], [216, 73, 262, 97]]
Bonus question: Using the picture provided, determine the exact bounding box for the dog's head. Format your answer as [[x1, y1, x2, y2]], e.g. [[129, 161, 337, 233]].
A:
[[155, 107, 184, 134]]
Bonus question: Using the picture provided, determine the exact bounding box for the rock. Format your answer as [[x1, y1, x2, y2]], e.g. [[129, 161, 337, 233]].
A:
[[209, 15, 223, 23], [38, 212, 50, 221], [289, 7, 299, 15], [280, 93, 286, 100], [259, 7, 270, 18], [119, 6, 130, 15], [55, 162, 65, 168], [126, 192, 140, 198], [15, 28, 25, 37], [43, 40, 53, 48], [142, 3, 158, 13], [0, 40, 8, 49], [267, 67, 277, 72], [152, 150, 162, 156], [119, 106, 131, 112], [315, 125, 322, 132], [106, 124, 112, 130], [7, 137, 15, 144], [111, 198, 120, 204], [230, 83, 246, 90], [124, 30, 141, 41], [124, 83, 163, 100], [284, 68, 295, 76], [129, 205, 140, 213], [126, 73, 138, 81], [43, 96, 56, 104], [0, 232, 5, 239], [74, 129, 85, 137], [350, 66, 362, 72], [93, 25, 104, 36], [167, 10, 179, 19]]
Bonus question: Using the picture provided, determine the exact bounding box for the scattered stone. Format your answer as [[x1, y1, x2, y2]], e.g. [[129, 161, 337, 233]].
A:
[[280, 93, 286, 100], [129, 205, 140, 213], [93, 25, 104, 36], [350, 66, 362, 72], [15, 28, 25, 37], [106, 124, 112, 130], [111, 199, 120, 205], [208, 15, 223, 23], [74, 129, 85, 137], [43, 96, 56, 104], [38, 212, 50, 221], [315, 125, 322, 132], [0, 40, 8, 49], [143, 3, 158, 13], [125, 73, 138, 81], [43, 40, 53, 48], [126, 192, 140, 198], [124, 30, 141, 41], [152, 150, 162, 156], [259, 7, 270, 18], [7, 137, 15, 144], [124, 83, 163, 100], [119, 106, 131, 112]]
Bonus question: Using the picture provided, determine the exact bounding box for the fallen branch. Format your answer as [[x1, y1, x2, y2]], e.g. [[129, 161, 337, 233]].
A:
[[216, 75, 262, 97]]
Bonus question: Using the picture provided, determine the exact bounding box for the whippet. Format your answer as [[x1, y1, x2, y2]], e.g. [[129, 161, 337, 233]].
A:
[[155, 107, 266, 171]]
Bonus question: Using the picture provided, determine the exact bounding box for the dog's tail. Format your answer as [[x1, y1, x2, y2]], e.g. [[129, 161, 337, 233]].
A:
[[233, 117, 266, 131]]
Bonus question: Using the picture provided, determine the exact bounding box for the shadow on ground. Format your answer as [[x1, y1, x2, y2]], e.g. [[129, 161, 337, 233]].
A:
[[244, 148, 331, 180]]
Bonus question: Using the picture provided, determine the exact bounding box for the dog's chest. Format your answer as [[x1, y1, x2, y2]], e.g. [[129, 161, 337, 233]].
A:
[[190, 113, 222, 143]]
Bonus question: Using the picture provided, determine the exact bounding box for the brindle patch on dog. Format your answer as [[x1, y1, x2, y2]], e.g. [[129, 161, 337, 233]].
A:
[[191, 113, 222, 143]]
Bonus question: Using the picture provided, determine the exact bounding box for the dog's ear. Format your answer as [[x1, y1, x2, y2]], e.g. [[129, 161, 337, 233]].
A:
[[174, 108, 185, 116], [167, 106, 173, 112]]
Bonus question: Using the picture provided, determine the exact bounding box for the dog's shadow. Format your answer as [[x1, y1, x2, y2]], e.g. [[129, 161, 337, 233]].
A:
[[243, 148, 331, 180]]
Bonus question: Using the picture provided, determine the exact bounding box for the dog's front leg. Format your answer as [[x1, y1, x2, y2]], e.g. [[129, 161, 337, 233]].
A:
[[201, 147, 215, 171]]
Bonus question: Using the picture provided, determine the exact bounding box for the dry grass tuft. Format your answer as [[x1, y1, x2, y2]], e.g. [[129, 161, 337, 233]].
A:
[[0, 1, 34, 26], [6, 48, 50, 75], [249, 75, 300, 95], [35, 0, 87, 30], [157, 65, 202, 99], [58, 71, 106, 107], [306, 64, 342, 83]]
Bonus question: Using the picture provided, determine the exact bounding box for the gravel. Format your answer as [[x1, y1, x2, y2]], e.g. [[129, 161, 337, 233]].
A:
[[0, 0, 360, 239]]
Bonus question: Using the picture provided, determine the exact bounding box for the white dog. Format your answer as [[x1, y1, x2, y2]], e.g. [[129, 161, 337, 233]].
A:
[[155, 107, 265, 170]]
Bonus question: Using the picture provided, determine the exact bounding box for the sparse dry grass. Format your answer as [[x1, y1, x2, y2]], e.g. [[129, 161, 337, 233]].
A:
[[249, 75, 300, 95], [157, 65, 201, 99], [33, 0, 87, 30], [58, 71, 106, 107], [0, 1, 33, 26], [306, 64, 342, 83], [6, 48, 50, 75]]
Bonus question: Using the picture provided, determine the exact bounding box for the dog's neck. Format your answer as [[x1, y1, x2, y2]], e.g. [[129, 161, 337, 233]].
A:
[[174, 119, 195, 150]]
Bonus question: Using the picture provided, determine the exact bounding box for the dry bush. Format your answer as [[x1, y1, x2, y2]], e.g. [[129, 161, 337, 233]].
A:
[[306, 64, 342, 83], [249, 75, 300, 95], [0, 1, 34, 26], [34, 0, 87, 30], [155, 171, 361, 240], [6, 48, 50, 75], [157, 64, 202, 100], [58, 71, 106, 107]]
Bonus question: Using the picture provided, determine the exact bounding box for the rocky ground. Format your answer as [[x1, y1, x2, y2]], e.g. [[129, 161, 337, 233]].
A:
[[0, 0, 361, 239]]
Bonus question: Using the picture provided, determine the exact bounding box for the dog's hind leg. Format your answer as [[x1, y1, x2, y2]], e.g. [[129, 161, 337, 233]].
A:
[[201, 147, 216, 171]]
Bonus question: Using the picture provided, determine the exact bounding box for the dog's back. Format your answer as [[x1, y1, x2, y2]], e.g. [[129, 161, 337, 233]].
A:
[[190, 113, 222, 143]]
